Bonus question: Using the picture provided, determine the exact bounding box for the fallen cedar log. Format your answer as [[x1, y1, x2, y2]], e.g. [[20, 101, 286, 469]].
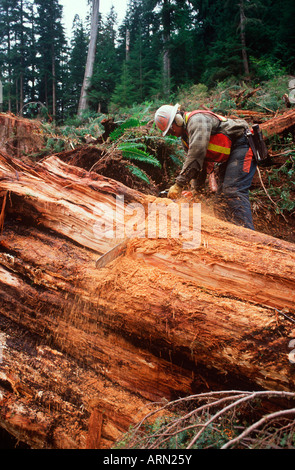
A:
[[228, 108, 295, 133], [0, 152, 295, 449], [260, 108, 295, 136], [229, 109, 274, 122]]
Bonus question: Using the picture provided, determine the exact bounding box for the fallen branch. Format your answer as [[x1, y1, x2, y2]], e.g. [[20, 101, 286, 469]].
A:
[[222, 405, 295, 449], [116, 390, 295, 449], [256, 165, 288, 223]]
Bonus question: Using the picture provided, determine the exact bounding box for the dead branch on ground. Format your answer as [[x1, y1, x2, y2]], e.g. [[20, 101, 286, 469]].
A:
[[117, 390, 295, 449]]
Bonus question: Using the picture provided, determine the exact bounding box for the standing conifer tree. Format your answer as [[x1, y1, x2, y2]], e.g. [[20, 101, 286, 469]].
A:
[[239, 0, 250, 79], [88, 7, 119, 113], [65, 15, 88, 116], [162, 0, 172, 96], [35, 0, 66, 120], [14, 0, 31, 114], [113, 0, 163, 106], [0, 0, 17, 112], [0, 0, 34, 114], [78, 0, 100, 116], [26, 1, 38, 105]]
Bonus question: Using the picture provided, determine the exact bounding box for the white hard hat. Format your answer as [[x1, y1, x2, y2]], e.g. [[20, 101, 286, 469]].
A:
[[154, 103, 180, 136]]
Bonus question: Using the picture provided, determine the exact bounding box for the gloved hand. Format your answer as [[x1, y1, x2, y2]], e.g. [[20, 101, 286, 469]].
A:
[[167, 183, 183, 199]]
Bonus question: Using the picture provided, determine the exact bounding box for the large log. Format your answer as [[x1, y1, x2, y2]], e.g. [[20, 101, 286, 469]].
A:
[[0, 151, 295, 449], [260, 108, 295, 136], [228, 108, 295, 135]]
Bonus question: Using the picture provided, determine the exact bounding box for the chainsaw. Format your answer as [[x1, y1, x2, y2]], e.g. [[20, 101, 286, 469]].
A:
[[95, 240, 128, 269]]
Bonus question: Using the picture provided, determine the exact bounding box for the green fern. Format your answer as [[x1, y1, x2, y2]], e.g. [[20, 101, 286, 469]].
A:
[[118, 142, 161, 168], [119, 141, 147, 150], [125, 164, 152, 184], [109, 117, 141, 141], [108, 115, 162, 184]]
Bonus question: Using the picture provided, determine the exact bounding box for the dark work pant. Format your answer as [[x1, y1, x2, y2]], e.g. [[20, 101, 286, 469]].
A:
[[215, 134, 257, 230]]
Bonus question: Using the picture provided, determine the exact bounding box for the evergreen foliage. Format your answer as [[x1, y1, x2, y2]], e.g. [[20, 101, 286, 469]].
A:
[[87, 7, 120, 113], [118, 141, 161, 168], [34, 0, 66, 118], [0, 0, 294, 119], [65, 15, 88, 118]]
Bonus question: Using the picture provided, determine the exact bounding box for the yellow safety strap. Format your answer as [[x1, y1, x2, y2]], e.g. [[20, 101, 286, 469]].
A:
[[207, 142, 231, 155]]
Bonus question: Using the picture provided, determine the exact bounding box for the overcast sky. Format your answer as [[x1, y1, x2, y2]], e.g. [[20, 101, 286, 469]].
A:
[[60, 0, 128, 38]]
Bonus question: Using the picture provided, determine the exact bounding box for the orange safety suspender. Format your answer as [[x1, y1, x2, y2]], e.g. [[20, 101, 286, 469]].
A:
[[183, 110, 232, 173]]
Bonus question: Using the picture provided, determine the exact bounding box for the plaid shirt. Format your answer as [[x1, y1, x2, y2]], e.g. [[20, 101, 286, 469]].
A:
[[176, 113, 248, 187]]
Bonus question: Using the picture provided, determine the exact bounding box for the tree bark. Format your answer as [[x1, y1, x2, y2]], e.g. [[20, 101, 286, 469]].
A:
[[78, 0, 100, 116], [0, 114, 44, 157], [19, 0, 25, 116], [52, 45, 56, 120], [260, 108, 295, 136], [126, 29, 130, 61], [162, 0, 171, 96], [239, 1, 250, 80], [0, 151, 295, 448]]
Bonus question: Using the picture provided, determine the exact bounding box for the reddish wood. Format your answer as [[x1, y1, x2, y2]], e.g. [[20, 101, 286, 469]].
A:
[[260, 108, 295, 136], [0, 112, 295, 449], [86, 409, 103, 449], [0, 113, 44, 157]]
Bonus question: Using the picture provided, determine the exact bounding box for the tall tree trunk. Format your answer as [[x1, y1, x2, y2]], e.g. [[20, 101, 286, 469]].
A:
[[52, 45, 56, 120], [6, 5, 12, 112], [126, 29, 130, 61], [19, 0, 24, 116], [28, 3, 36, 103], [45, 75, 48, 110], [162, 0, 171, 96], [163, 45, 171, 96], [239, 0, 250, 80], [78, 0, 100, 116], [19, 73, 24, 116], [16, 79, 19, 114]]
